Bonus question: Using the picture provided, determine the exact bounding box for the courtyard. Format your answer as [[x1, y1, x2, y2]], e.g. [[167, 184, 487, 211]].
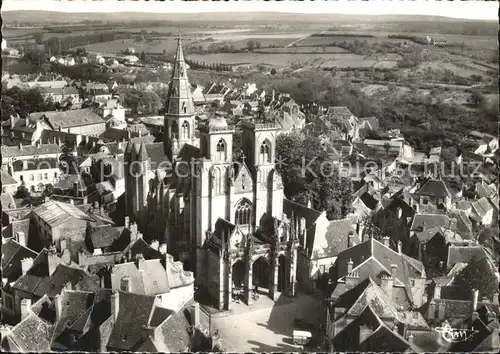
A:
[[200, 291, 325, 352]]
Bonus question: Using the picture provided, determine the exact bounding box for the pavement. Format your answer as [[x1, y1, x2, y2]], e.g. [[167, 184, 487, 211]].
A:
[[199, 291, 325, 352]]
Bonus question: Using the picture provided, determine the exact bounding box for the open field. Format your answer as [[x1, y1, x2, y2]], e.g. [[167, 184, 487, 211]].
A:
[[320, 54, 400, 69], [226, 37, 301, 49], [415, 61, 490, 78], [71, 38, 197, 54], [257, 46, 350, 54], [187, 52, 391, 68]]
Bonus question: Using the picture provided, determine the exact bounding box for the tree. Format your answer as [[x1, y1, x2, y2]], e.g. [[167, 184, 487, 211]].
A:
[[140, 51, 146, 62], [123, 88, 162, 116], [453, 256, 498, 298], [270, 68, 277, 75], [59, 139, 78, 174], [255, 41, 261, 49], [246, 40, 255, 51], [276, 131, 353, 220], [467, 91, 485, 107], [23, 49, 47, 67], [33, 33, 44, 45], [75, 47, 87, 57], [360, 213, 384, 241], [43, 183, 54, 196], [15, 184, 30, 200]]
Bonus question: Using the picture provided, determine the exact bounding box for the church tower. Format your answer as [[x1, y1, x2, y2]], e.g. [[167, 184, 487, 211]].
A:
[[164, 34, 197, 160], [241, 119, 284, 225], [195, 117, 235, 248]]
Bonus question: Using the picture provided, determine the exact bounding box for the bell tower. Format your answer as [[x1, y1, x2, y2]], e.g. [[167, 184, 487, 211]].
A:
[[241, 119, 284, 223], [164, 34, 197, 160]]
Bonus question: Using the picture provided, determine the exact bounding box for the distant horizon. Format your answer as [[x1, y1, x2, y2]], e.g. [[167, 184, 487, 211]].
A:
[[1, 0, 498, 21]]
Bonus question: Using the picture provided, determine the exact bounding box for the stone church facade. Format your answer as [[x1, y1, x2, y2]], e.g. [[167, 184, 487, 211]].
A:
[[124, 36, 299, 309]]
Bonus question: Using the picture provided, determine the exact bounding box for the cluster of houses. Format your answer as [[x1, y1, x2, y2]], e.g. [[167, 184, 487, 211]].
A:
[[1, 63, 498, 352], [49, 52, 140, 68]]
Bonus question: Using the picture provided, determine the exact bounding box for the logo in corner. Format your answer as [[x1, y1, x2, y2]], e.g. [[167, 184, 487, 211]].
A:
[[434, 322, 479, 342]]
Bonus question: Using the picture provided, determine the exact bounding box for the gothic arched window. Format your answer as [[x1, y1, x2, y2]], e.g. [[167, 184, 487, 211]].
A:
[[171, 121, 178, 138], [260, 140, 271, 164], [182, 102, 187, 114], [235, 199, 252, 225], [216, 138, 226, 162], [181, 121, 189, 140]]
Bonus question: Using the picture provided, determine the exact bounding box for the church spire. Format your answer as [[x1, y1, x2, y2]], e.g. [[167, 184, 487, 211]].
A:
[[174, 33, 185, 63], [164, 33, 195, 117], [164, 32, 197, 159]]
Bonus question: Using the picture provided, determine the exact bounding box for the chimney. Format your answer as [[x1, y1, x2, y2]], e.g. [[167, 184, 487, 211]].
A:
[[357, 223, 365, 241], [25, 117, 29, 127], [428, 300, 436, 320], [472, 289, 479, 312], [16, 231, 26, 247], [150, 240, 159, 251], [20, 298, 32, 320], [492, 292, 499, 305], [54, 294, 63, 322], [380, 274, 394, 299], [397, 207, 403, 219], [345, 271, 359, 291], [190, 302, 200, 328], [359, 325, 372, 344], [159, 243, 167, 255], [18, 143, 22, 150], [60, 238, 68, 251], [347, 232, 355, 248], [136, 253, 145, 270], [397, 241, 402, 254], [437, 301, 446, 320], [382, 236, 390, 247], [129, 223, 138, 242], [390, 264, 397, 278], [21, 257, 34, 275], [69, 199, 74, 205], [438, 260, 444, 270], [120, 276, 132, 292], [347, 258, 353, 274], [433, 283, 442, 300], [111, 291, 119, 322], [124, 216, 130, 229], [47, 248, 59, 276]]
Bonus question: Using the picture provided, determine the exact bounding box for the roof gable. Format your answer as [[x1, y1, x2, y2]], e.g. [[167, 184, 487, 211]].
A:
[[106, 291, 157, 351]]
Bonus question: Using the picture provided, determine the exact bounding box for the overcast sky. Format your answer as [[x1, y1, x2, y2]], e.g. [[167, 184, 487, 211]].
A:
[[2, 0, 497, 20]]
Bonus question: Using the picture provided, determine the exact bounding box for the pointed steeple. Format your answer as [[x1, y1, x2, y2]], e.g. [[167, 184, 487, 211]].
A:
[[165, 33, 195, 117], [138, 142, 148, 161], [174, 33, 185, 64], [125, 141, 134, 156]]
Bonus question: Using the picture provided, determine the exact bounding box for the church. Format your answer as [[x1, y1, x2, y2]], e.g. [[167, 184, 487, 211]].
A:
[[124, 36, 300, 309]]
